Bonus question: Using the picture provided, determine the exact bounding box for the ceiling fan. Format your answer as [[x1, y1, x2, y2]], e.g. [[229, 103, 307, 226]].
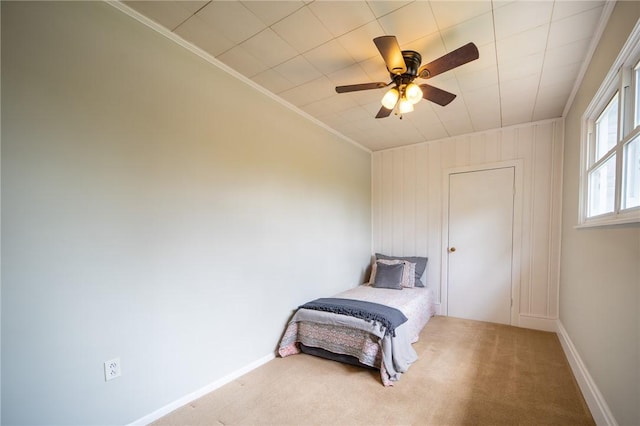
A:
[[335, 36, 479, 118]]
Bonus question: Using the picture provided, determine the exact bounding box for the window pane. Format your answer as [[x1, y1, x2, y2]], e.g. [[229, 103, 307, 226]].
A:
[[623, 135, 640, 209], [588, 155, 616, 217], [636, 63, 640, 127], [595, 94, 618, 160]]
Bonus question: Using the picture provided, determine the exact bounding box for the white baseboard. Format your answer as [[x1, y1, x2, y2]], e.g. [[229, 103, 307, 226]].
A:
[[128, 352, 276, 426], [556, 321, 618, 426], [432, 302, 442, 316], [518, 314, 558, 332]]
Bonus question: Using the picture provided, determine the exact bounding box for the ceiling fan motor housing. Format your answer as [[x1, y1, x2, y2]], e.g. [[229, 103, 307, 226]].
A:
[[395, 50, 421, 80]]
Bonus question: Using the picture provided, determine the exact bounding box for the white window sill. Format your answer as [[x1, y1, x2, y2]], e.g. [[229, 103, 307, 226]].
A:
[[575, 210, 640, 229]]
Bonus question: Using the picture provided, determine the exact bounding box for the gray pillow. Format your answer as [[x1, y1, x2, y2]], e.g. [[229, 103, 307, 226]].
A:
[[372, 262, 404, 290], [375, 253, 427, 287]]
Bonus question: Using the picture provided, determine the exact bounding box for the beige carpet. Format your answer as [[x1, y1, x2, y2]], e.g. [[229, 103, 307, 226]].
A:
[[153, 316, 594, 425]]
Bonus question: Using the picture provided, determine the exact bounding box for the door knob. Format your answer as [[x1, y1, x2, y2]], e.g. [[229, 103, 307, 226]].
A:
[[449, 247, 456, 253]]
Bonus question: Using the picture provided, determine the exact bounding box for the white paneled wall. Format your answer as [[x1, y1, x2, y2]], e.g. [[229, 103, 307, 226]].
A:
[[372, 119, 563, 329]]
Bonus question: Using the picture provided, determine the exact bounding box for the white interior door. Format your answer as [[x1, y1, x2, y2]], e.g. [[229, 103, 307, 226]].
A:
[[447, 167, 514, 325]]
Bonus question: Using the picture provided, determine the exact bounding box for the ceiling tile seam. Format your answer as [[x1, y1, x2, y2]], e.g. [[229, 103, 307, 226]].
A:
[[549, 1, 606, 23], [214, 2, 264, 46], [492, 2, 554, 44], [170, 0, 211, 33], [270, 61, 311, 88], [425, 0, 453, 139], [301, 38, 361, 79], [239, 37, 324, 85], [335, 38, 381, 72], [305, 2, 372, 41], [426, 1, 441, 37], [335, 20, 401, 67], [242, 1, 306, 28], [274, 45, 363, 91], [364, 1, 378, 25], [450, 69, 479, 133], [290, 15, 397, 65], [530, 2, 557, 122], [192, 3, 308, 69], [491, 0, 504, 129], [248, 29, 298, 71], [276, 4, 335, 55], [365, 0, 411, 22], [429, 2, 491, 34], [376, 1, 426, 45], [236, 17, 387, 88], [230, 2, 310, 70]]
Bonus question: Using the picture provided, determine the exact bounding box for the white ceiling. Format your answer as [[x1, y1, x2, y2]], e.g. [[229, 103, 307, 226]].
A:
[[123, 0, 608, 151]]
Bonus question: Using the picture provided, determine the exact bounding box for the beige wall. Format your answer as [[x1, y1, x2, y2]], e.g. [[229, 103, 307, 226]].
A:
[[372, 119, 563, 330], [1, 2, 371, 424], [560, 2, 640, 425]]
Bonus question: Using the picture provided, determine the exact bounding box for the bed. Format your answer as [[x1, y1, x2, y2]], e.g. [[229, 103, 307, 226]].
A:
[[278, 254, 435, 386]]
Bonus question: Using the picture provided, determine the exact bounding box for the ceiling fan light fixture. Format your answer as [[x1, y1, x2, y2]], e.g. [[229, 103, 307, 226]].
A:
[[334, 36, 480, 119], [405, 82, 423, 104], [381, 87, 400, 109], [398, 97, 414, 114]]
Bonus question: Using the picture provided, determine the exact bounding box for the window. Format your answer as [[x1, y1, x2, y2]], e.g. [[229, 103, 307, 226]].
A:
[[623, 134, 640, 209], [636, 63, 640, 127], [580, 26, 640, 226]]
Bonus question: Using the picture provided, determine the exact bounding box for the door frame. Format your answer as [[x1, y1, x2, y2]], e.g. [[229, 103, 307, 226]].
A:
[[440, 160, 524, 325]]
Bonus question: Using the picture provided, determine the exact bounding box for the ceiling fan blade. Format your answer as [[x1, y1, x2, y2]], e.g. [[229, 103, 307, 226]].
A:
[[419, 84, 457, 106], [418, 42, 479, 79], [335, 82, 388, 93], [375, 106, 393, 119], [373, 36, 407, 75]]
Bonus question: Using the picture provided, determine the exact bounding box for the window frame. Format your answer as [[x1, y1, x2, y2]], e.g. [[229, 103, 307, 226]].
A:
[[579, 22, 640, 227]]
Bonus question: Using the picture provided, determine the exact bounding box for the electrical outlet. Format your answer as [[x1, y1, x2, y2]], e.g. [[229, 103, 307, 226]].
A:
[[104, 358, 121, 381]]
